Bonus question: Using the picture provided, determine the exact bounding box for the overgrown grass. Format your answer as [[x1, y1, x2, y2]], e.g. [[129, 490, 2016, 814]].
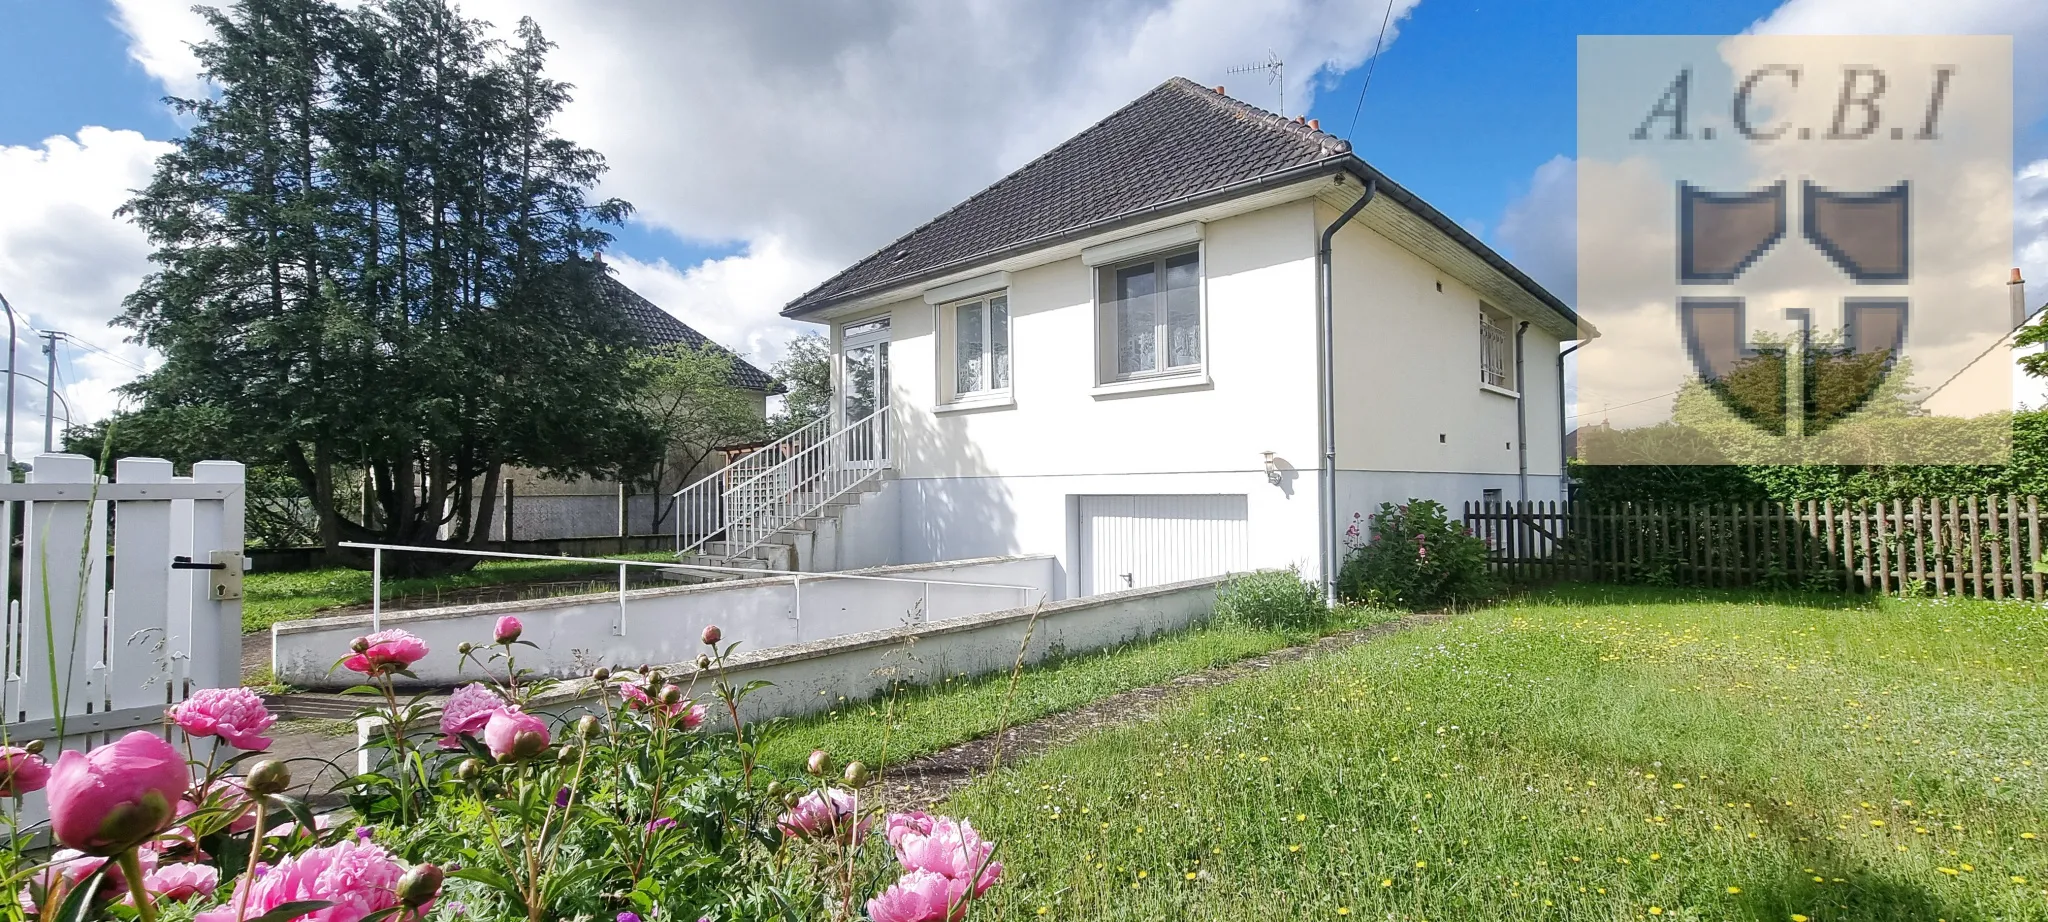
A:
[[758, 607, 1397, 775], [950, 586, 2048, 921], [243, 552, 676, 634]]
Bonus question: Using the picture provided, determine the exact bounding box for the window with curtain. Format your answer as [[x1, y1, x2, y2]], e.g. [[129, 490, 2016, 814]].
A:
[[1100, 246, 1201, 380], [947, 293, 1010, 399]]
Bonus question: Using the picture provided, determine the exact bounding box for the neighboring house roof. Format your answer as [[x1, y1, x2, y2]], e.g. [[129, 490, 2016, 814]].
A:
[[594, 271, 778, 392], [783, 76, 1578, 332]]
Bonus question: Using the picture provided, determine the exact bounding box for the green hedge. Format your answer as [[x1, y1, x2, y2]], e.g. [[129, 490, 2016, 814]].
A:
[[1571, 410, 2048, 505]]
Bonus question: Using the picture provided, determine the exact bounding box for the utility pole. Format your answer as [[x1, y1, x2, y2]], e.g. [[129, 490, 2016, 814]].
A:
[[41, 330, 59, 453]]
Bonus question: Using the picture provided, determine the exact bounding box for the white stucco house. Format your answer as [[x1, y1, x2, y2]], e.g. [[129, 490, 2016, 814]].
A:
[[675, 77, 1585, 601]]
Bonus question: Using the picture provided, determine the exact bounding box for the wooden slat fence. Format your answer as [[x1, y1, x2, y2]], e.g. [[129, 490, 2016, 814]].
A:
[[1463, 496, 2048, 598]]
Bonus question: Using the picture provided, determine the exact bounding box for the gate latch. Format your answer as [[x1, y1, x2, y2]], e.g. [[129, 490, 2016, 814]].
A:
[[174, 552, 245, 601]]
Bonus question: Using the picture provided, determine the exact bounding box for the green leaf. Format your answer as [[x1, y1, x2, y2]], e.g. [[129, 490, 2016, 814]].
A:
[[244, 900, 339, 922], [51, 865, 106, 922], [449, 867, 527, 912]]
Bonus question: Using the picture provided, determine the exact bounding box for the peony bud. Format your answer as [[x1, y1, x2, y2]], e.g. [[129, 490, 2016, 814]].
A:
[[396, 862, 445, 908], [782, 791, 800, 808], [246, 759, 292, 796], [805, 750, 831, 776], [843, 761, 870, 788], [646, 670, 665, 687], [23, 740, 44, 755], [45, 731, 190, 855], [349, 636, 371, 654], [455, 758, 483, 782], [765, 780, 786, 799], [556, 745, 579, 764], [700, 625, 723, 646], [657, 684, 683, 707], [493, 615, 523, 645], [573, 715, 600, 738], [591, 667, 611, 683], [457, 642, 474, 656], [694, 654, 712, 669]]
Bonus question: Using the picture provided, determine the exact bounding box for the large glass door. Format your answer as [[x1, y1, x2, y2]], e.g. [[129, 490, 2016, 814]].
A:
[[841, 317, 890, 466]]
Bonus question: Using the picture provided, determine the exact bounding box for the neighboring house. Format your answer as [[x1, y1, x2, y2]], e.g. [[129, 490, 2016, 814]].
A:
[[679, 77, 1583, 599], [492, 272, 776, 541]]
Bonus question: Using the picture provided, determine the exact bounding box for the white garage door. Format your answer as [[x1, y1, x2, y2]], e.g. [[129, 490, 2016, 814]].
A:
[[1079, 494, 1249, 595]]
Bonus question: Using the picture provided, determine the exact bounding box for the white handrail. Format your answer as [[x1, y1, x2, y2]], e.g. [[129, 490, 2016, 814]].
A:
[[720, 406, 889, 557], [338, 541, 1041, 634], [672, 413, 838, 555]]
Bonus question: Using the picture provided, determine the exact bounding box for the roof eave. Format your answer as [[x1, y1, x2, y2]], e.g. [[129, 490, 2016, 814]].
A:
[[1331, 157, 1589, 338]]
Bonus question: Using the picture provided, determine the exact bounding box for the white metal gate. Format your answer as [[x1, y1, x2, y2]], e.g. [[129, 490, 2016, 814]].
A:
[[1078, 494, 1249, 595], [0, 454, 245, 817]]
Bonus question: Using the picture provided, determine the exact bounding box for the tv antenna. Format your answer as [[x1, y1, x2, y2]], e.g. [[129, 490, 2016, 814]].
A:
[[1228, 50, 1285, 117]]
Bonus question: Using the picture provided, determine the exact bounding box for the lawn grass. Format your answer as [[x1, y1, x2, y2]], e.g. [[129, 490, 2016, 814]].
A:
[[243, 552, 677, 634], [758, 607, 1398, 775], [948, 586, 2048, 921]]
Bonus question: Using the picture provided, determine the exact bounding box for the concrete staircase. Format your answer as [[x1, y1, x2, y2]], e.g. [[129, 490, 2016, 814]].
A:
[[663, 471, 893, 582]]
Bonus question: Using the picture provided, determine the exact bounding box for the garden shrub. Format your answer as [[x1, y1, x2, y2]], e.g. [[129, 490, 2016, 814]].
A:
[[1336, 499, 1495, 610], [1213, 567, 1326, 633]]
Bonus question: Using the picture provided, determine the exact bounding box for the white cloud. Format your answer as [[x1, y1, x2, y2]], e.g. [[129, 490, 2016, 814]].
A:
[[0, 128, 170, 458], [107, 0, 214, 100], [1494, 154, 1574, 304], [604, 239, 839, 371], [110, 0, 1415, 263]]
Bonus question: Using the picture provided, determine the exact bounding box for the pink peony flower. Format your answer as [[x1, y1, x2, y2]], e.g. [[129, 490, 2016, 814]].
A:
[[169, 687, 278, 751], [141, 862, 218, 902], [0, 746, 50, 796], [776, 788, 867, 842], [866, 869, 969, 922], [438, 683, 504, 749], [194, 839, 417, 922], [884, 810, 937, 850], [342, 629, 429, 676], [46, 731, 191, 855], [16, 848, 162, 913], [493, 615, 522, 645], [482, 708, 550, 761], [890, 815, 1001, 895], [618, 683, 707, 728]]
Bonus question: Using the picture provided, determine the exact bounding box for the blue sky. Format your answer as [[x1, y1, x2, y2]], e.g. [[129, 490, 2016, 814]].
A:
[[2, 0, 2044, 456]]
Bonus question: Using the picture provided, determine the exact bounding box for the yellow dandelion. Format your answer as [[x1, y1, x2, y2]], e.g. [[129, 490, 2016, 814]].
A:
[[1792, 915, 1810, 922], [1185, 872, 1197, 880], [1416, 861, 1428, 868], [1036, 908, 1048, 916], [1871, 820, 1885, 827], [1289, 845, 1303, 853], [1296, 813, 1307, 822], [1137, 870, 1148, 879], [1673, 783, 1685, 789], [2022, 832, 2038, 840], [1727, 886, 1742, 894], [1337, 909, 1351, 917], [2014, 876, 2030, 884], [1381, 879, 1393, 888], [1649, 908, 1664, 916]]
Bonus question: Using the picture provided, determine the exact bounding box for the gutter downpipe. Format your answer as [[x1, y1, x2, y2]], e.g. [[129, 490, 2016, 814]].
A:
[[1318, 177, 1377, 608], [1558, 339, 1586, 499], [1515, 321, 1529, 501]]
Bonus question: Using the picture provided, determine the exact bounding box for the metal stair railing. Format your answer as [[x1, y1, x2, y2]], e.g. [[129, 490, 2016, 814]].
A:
[[719, 406, 891, 557], [672, 414, 837, 555]]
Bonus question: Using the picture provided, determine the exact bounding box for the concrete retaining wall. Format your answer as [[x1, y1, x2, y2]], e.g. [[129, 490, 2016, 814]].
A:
[[273, 555, 1057, 689], [526, 573, 1229, 728]]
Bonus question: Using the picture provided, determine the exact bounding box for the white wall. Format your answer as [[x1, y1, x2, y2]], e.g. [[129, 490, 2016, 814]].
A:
[[272, 555, 1056, 689], [1323, 201, 1568, 518], [529, 574, 1229, 729], [829, 199, 1326, 586]]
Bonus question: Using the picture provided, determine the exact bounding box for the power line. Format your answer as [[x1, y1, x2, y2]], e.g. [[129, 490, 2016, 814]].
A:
[[1344, 0, 1399, 139], [60, 334, 148, 375]]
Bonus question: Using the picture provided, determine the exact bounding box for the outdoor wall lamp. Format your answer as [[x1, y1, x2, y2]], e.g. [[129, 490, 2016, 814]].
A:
[[1262, 451, 1282, 486]]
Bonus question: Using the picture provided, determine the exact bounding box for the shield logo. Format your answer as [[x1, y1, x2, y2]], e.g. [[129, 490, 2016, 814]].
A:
[[1677, 181, 1910, 434]]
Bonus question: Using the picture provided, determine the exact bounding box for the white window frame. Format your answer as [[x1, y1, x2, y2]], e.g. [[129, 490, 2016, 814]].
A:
[[1479, 303, 1517, 396], [936, 290, 1013, 409], [1093, 243, 1207, 388]]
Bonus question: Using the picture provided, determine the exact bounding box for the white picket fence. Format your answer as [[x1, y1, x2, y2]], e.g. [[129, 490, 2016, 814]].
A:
[[1, 454, 245, 819]]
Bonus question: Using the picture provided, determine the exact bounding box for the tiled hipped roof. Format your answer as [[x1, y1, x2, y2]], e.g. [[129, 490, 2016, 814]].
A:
[[593, 272, 777, 392], [784, 77, 1353, 316]]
